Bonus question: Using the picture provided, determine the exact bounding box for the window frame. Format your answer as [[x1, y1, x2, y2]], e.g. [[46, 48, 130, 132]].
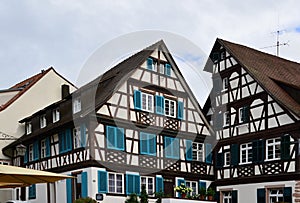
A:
[[239, 106, 249, 123], [192, 142, 204, 162], [141, 92, 154, 113], [141, 176, 155, 196], [224, 151, 231, 167], [140, 132, 156, 156], [106, 125, 125, 151], [164, 98, 176, 118], [223, 111, 230, 127], [222, 77, 229, 90], [186, 180, 198, 196], [26, 122, 32, 135], [40, 114, 46, 128], [240, 142, 252, 164], [222, 191, 232, 203], [73, 98, 81, 114], [28, 144, 33, 162], [268, 188, 284, 203], [40, 139, 46, 159], [52, 108, 60, 122], [108, 172, 124, 194], [266, 138, 281, 161]]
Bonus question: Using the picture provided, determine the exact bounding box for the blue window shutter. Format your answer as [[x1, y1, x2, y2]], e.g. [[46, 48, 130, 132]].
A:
[[164, 137, 171, 158], [65, 129, 72, 151], [134, 90, 142, 110], [177, 101, 184, 120], [177, 178, 185, 197], [155, 95, 164, 115], [106, 126, 116, 149], [147, 58, 153, 70], [33, 141, 39, 161], [281, 134, 291, 160], [149, 134, 156, 155], [205, 143, 212, 163], [156, 176, 164, 193], [81, 172, 88, 198], [173, 138, 180, 159], [59, 131, 64, 154], [141, 133, 156, 156], [165, 64, 171, 76], [186, 140, 193, 161], [232, 190, 238, 203], [199, 181, 206, 190], [257, 188, 266, 203], [45, 137, 51, 157], [98, 171, 107, 193], [80, 124, 86, 147], [164, 137, 179, 159], [24, 148, 28, 163], [66, 177, 72, 203], [126, 174, 140, 195], [216, 152, 224, 168], [140, 132, 148, 155], [28, 184, 36, 199], [231, 144, 239, 166], [116, 128, 124, 150], [283, 187, 292, 203]]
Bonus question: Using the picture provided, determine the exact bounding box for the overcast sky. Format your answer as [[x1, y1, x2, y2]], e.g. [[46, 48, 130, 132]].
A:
[[1, 0, 300, 104]]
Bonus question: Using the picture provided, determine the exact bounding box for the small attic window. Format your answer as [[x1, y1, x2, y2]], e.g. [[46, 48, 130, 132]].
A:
[[73, 97, 81, 114], [212, 52, 219, 63], [26, 122, 32, 135], [220, 51, 226, 60]]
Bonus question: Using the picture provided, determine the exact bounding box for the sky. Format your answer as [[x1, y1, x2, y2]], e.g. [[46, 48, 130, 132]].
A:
[[1, 0, 300, 105]]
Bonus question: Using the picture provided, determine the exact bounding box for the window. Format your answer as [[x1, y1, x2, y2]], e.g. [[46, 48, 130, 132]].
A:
[[165, 98, 176, 118], [26, 122, 32, 135], [73, 127, 81, 149], [159, 64, 164, 74], [52, 108, 60, 122], [222, 191, 232, 203], [29, 144, 33, 162], [59, 129, 72, 154], [106, 126, 125, 151], [165, 64, 171, 76], [164, 136, 179, 159], [147, 58, 154, 71], [73, 98, 81, 114], [186, 181, 197, 196], [269, 188, 283, 203], [141, 176, 154, 195], [142, 92, 154, 112], [223, 77, 229, 90], [224, 151, 231, 166], [266, 138, 281, 161], [223, 112, 230, 127], [108, 173, 123, 194], [240, 143, 252, 164], [239, 106, 250, 123], [192, 142, 204, 162], [28, 184, 36, 199], [40, 139, 46, 159], [40, 114, 46, 128], [140, 132, 156, 156]]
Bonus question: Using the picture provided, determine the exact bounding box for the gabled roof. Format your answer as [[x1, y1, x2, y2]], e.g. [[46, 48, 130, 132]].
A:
[[205, 38, 300, 117]]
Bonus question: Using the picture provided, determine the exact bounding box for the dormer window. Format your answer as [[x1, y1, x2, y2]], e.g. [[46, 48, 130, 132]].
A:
[[223, 77, 229, 90], [40, 114, 46, 128], [73, 98, 81, 114], [26, 122, 32, 135], [52, 108, 60, 123]]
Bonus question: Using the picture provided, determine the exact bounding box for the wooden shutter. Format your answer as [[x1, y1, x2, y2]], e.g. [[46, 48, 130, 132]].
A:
[[98, 171, 108, 193], [134, 90, 142, 110], [185, 140, 193, 161], [164, 137, 172, 158], [177, 178, 185, 198], [59, 131, 64, 154], [45, 137, 51, 157], [106, 126, 115, 149], [147, 58, 153, 70], [156, 176, 164, 193], [155, 95, 164, 115], [199, 181, 206, 189], [65, 128, 72, 152], [242, 106, 250, 123], [177, 101, 184, 120], [66, 176, 72, 203], [231, 144, 239, 166], [140, 132, 148, 155], [216, 152, 224, 169], [126, 174, 140, 195], [283, 187, 292, 203], [173, 138, 180, 159], [253, 140, 264, 163], [80, 124, 86, 147], [116, 127, 124, 150], [232, 190, 238, 203], [165, 64, 171, 76], [24, 148, 28, 163], [257, 188, 266, 203], [281, 134, 291, 160], [33, 141, 39, 161], [149, 134, 156, 155], [81, 172, 88, 198], [205, 143, 212, 163]]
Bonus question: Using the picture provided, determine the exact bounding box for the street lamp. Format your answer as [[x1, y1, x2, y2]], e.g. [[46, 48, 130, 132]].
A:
[[16, 144, 26, 157]]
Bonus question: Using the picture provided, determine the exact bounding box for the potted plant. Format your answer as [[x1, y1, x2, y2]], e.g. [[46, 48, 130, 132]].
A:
[[125, 193, 139, 203], [174, 183, 193, 198], [206, 188, 216, 201], [199, 187, 206, 200]]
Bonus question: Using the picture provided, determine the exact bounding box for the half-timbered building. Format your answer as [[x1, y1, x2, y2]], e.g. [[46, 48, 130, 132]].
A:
[[203, 38, 300, 203], [4, 40, 214, 203]]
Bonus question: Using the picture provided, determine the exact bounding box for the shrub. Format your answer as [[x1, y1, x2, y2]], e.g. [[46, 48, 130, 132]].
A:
[[74, 197, 97, 203]]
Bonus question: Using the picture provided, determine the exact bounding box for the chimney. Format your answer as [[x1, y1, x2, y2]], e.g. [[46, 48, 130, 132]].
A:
[[61, 84, 70, 99]]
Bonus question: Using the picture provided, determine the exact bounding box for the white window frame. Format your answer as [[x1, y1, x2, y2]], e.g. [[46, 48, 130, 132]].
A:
[[192, 142, 204, 162], [224, 151, 231, 167], [40, 115, 46, 128], [52, 108, 60, 122], [141, 92, 154, 113], [268, 188, 284, 203], [222, 191, 232, 203], [141, 176, 154, 195], [266, 138, 281, 161], [164, 98, 176, 118], [73, 127, 81, 149], [26, 122, 32, 135], [223, 111, 230, 127], [73, 98, 81, 114], [108, 172, 123, 194], [240, 142, 252, 164], [222, 77, 229, 90], [29, 144, 33, 162], [40, 139, 46, 159], [159, 64, 164, 74], [186, 180, 198, 196]]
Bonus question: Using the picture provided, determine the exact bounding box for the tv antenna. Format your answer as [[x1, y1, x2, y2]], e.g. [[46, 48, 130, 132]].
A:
[[261, 29, 289, 56]]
